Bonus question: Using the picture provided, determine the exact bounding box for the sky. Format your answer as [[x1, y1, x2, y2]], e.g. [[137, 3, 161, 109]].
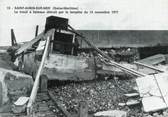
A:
[[0, 0, 168, 46]]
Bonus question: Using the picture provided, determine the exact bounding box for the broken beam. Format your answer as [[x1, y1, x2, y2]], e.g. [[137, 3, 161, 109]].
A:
[[134, 61, 164, 73], [68, 25, 145, 77], [26, 36, 50, 115], [48, 90, 72, 117]]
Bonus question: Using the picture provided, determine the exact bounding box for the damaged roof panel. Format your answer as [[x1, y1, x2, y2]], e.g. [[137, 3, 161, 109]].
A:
[[15, 32, 44, 56]]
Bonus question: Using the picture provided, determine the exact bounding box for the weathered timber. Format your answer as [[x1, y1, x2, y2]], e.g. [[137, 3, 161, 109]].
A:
[[15, 32, 44, 56], [26, 34, 52, 115], [0, 82, 2, 107], [48, 90, 72, 117], [94, 110, 127, 117], [68, 25, 145, 77], [39, 75, 48, 92], [79, 101, 88, 117], [134, 61, 164, 73], [11, 29, 17, 46], [35, 25, 39, 37], [137, 54, 166, 65], [124, 93, 139, 98], [98, 54, 146, 77]]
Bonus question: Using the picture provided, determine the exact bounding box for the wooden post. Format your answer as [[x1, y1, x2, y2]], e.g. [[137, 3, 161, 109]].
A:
[[79, 101, 88, 117], [134, 61, 164, 73], [48, 91, 72, 117], [27, 36, 50, 115], [0, 82, 2, 107], [50, 29, 55, 54], [11, 29, 17, 46], [35, 25, 39, 37], [39, 75, 48, 92], [71, 33, 75, 55]]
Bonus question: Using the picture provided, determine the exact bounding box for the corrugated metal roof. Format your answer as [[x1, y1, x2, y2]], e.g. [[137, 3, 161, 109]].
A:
[[77, 30, 168, 48]]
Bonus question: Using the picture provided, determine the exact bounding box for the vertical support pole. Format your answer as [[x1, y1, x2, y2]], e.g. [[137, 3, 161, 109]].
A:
[[71, 34, 75, 55], [79, 101, 88, 117], [50, 30, 55, 54], [11, 29, 17, 46], [35, 25, 39, 37], [27, 36, 50, 115], [80, 38, 83, 48], [39, 75, 48, 92], [0, 82, 2, 107]]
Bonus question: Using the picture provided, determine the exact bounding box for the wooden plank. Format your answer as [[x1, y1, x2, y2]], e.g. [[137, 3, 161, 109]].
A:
[[119, 100, 140, 106], [35, 25, 39, 37], [124, 93, 139, 97], [98, 54, 146, 77], [11, 29, 17, 46], [134, 61, 164, 73], [138, 54, 165, 65], [68, 25, 146, 77], [15, 32, 44, 56], [79, 101, 88, 117], [48, 90, 72, 117], [71, 33, 76, 55], [39, 75, 48, 92], [26, 35, 51, 115], [0, 82, 2, 107]]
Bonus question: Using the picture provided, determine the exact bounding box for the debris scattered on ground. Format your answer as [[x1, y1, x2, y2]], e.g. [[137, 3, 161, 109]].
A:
[[12, 97, 29, 114], [136, 73, 168, 112], [0, 67, 33, 113], [124, 93, 139, 98], [48, 78, 140, 116]]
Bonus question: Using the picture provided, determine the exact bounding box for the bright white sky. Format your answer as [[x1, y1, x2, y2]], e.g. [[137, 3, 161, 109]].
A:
[[0, 0, 168, 46]]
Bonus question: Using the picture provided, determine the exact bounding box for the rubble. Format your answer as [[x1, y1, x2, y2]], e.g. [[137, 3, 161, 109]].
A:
[[0, 67, 33, 111], [1, 16, 168, 117], [136, 73, 168, 112], [11, 97, 29, 113], [48, 77, 139, 116]]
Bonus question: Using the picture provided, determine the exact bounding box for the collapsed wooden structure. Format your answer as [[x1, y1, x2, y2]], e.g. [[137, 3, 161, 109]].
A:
[[9, 16, 168, 115]]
